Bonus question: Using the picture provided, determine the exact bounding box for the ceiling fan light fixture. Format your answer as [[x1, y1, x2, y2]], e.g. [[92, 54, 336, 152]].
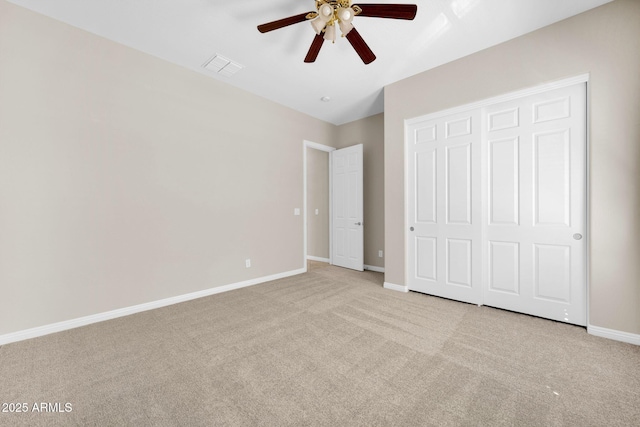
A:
[[337, 7, 354, 23], [323, 23, 336, 42], [338, 20, 353, 36], [318, 3, 334, 20], [311, 17, 327, 34]]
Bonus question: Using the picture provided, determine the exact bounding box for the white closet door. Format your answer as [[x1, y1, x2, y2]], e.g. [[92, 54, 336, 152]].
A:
[[483, 83, 586, 325], [407, 110, 482, 304]]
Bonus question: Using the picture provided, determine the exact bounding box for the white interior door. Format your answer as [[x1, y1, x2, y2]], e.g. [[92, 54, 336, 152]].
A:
[[331, 144, 363, 271], [483, 83, 586, 325], [407, 110, 483, 304]]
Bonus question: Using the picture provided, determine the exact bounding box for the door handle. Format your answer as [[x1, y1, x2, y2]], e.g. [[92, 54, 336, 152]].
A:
[[355, 222, 362, 226], [573, 233, 583, 240]]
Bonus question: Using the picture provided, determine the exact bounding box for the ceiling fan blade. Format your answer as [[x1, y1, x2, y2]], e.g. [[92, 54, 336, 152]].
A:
[[304, 34, 325, 63], [355, 4, 417, 20], [257, 12, 313, 33], [345, 27, 376, 64]]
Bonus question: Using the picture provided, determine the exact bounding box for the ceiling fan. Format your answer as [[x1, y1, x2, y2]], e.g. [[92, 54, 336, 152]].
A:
[[257, 1, 417, 64]]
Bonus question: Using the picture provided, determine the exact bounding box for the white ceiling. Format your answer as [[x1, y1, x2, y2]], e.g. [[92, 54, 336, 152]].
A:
[[8, 0, 612, 125]]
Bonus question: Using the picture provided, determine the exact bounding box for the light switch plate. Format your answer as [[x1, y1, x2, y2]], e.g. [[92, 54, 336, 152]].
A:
[[294, 208, 300, 216]]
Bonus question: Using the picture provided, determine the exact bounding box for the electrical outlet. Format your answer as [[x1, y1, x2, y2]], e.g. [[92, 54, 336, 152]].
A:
[[245, 259, 251, 268], [315, 209, 319, 215], [378, 250, 383, 258], [294, 208, 300, 216]]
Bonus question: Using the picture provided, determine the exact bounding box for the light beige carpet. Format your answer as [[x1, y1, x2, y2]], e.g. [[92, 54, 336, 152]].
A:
[[1, 261, 638, 426]]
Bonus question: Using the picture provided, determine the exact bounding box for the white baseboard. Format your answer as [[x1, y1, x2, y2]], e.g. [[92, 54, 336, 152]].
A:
[[306, 257, 384, 273], [0, 268, 306, 346], [364, 265, 385, 273], [307, 256, 330, 263], [587, 325, 640, 346], [383, 282, 408, 293]]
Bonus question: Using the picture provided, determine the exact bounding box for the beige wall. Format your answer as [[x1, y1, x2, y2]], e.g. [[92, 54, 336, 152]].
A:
[[0, 1, 337, 335], [6, 0, 633, 339], [306, 148, 330, 259], [336, 114, 385, 269], [384, 0, 640, 335]]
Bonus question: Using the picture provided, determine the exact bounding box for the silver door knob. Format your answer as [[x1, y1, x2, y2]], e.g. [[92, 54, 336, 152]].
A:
[[410, 227, 414, 231], [573, 233, 583, 240], [355, 222, 361, 226]]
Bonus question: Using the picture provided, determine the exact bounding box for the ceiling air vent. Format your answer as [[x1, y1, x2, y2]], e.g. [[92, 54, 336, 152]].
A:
[[203, 54, 244, 77]]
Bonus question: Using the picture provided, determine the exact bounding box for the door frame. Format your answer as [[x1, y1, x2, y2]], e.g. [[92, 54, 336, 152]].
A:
[[303, 140, 336, 271], [403, 73, 590, 324]]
